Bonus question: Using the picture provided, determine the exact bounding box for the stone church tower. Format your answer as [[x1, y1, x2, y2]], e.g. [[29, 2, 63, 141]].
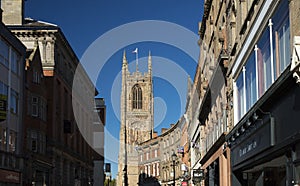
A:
[[117, 51, 154, 186]]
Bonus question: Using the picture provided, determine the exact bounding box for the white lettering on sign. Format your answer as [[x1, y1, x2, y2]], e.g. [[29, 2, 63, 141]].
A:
[[239, 140, 257, 157], [6, 174, 19, 181]]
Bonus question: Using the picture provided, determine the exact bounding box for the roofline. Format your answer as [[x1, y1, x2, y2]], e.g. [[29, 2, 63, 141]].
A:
[[8, 24, 100, 96]]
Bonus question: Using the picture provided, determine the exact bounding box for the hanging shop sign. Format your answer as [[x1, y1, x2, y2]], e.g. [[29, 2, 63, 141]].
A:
[[192, 169, 204, 183]]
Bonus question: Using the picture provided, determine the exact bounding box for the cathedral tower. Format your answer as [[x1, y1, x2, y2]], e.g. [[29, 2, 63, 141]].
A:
[[117, 50, 154, 186]]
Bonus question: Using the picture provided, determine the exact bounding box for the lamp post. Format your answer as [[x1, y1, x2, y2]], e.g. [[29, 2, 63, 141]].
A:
[[171, 153, 177, 186]]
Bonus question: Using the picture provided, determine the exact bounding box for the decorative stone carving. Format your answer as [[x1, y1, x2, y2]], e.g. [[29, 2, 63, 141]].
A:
[[291, 36, 300, 84]]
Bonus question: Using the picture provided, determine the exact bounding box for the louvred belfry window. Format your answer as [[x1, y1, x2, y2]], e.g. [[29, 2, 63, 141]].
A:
[[132, 84, 142, 109]]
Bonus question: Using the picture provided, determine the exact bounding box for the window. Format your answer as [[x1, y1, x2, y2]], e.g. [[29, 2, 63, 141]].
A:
[[30, 131, 38, 152], [10, 89, 18, 114], [0, 38, 9, 67], [0, 81, 8, 96], [272, 0, 290, 75], [245, 53, 257, 111], [132, 84, 142, 109], [156, 163, 160, 176], [32, 96, 38, 117], [146, 152, 149, 160], [153, 163, 156, 176], [234, 0, 290, 121], [32, 69, 40, 84], [11, 50, 20, 75], [154, 149, 158, 158], [0, 82, 8, 118], [147, 165, 151, 176], [9, 130, 16, 152], [295, 164, 300, 184], [257, 27, 273, 94], [30, 95, 47, 121]]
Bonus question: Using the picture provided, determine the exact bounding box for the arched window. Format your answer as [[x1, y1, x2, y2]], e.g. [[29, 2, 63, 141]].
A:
[[132, 84, 142, 109]]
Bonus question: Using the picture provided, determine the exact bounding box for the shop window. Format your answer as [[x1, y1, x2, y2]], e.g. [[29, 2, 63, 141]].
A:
[[234, 0, 290, 121], [295, 164, 300, 185], [238, 156, 286, 186], [272, 0, 290, 76]]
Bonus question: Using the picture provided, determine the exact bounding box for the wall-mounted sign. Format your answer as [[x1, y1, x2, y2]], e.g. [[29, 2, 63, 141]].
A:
[[231, 118, 275, 168], [0, 169, 20, 183], [192, 169, 204, 183]]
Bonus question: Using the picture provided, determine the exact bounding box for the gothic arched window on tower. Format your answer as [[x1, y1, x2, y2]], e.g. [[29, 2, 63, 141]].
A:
[[132, 84, 142, 109]]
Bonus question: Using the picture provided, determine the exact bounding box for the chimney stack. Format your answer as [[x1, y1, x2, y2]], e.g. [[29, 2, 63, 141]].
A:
[[1, 0, 24, 25]]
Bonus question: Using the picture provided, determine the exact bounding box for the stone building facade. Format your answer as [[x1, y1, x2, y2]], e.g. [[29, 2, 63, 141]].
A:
[[137, 131, 160, 185], [197, 0, 232, 185], [188, 0, 232, 185], [188, 0, 300, 185], [117, 51, 154, 186], [159, 124, 181, 186]]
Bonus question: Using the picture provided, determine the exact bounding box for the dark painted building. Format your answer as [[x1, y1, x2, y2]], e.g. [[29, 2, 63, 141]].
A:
[[226, 0, 300, 185]]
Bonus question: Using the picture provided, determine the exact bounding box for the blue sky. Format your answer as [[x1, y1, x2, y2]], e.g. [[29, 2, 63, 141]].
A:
[[25, 0, 204, 179]]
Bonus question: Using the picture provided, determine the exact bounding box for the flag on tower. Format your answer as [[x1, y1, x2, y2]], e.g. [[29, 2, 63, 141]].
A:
[[132, 48, 139, 72], [132, 48, 138, 54]]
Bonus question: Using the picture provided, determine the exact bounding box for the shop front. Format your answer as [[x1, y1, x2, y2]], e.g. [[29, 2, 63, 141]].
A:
[[199, 133, 231, 186], [228, 73, 300, 186]]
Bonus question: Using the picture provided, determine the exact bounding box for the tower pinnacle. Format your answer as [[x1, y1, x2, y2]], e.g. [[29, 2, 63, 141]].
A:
[[123, 50, 127, 65], [148, 51, 152, 74]]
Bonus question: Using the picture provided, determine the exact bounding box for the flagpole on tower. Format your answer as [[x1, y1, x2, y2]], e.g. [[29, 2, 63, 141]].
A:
[[132, 48, 138, 72]]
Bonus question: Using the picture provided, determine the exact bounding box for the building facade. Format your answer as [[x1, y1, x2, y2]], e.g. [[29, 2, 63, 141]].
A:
[[195, 0, 232, 185], [159, 123, 181, 186], [117, 51, 154, 186], [93, 98, 106, 186], [226, 0, 300, 185], [137, 131, 161, 185], [1, 0, 105, 184], [0, 9, 26, 185], [23, 46, 51, 185], [189, 0, 300, 185]]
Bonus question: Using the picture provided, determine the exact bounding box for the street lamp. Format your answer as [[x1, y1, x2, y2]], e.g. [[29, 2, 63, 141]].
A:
[[171, 152, 177, 186]]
